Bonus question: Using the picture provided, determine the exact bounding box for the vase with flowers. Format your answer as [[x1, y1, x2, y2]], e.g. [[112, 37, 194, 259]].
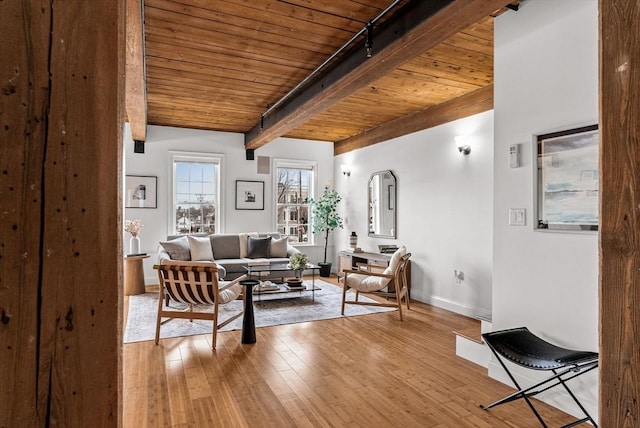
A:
[[289, 252, 309, 278], [125, 219, 143, 255]]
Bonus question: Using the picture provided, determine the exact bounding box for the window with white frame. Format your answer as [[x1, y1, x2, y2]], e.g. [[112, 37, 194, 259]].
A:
[[171, 153, 222, 235], [275, 161, 315, 243]]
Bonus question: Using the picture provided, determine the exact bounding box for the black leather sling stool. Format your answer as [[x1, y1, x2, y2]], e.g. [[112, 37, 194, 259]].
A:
[[480, 327, 599, 428]]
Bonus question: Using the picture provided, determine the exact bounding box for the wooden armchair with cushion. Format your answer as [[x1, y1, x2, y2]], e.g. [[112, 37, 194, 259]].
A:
[[153, 261, 247, 349], [341, 246, 411, 320]]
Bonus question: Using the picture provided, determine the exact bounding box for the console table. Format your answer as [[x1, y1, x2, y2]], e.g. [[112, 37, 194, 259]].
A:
[[337, 250, 411, 294]]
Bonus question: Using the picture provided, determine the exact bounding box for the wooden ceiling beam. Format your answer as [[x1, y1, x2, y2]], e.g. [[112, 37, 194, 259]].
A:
[[333, 85, 493, 155], [244, 0, 510, 150], [125, 0, 147, 141]]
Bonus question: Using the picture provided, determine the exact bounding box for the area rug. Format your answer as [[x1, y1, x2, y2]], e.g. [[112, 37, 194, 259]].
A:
[[123, 280, 394, 343]]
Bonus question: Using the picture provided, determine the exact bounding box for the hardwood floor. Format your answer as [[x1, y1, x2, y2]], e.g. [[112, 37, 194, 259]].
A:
[[123, 276, 577, 427]]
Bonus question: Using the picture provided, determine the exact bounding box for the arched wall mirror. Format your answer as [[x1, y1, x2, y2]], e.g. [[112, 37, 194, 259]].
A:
[[368, 170, 396, 239]]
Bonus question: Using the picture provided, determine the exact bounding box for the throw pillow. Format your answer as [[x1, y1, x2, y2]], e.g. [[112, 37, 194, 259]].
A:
[[159, 236, 191, 261], [188, 235, 214, 261], [247, 236, 271, 258], [270, 237, 288, 258], [239, 232, 258, 258]]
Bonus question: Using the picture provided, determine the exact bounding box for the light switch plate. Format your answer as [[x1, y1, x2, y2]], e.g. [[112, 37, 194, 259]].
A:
[[509, 208, 526, 226]]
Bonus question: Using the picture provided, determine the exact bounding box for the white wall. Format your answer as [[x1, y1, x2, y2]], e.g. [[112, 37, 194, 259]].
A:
[[124, 124, 334, 283], [335, 110, 494, 318], [493, 0, 598, 418]]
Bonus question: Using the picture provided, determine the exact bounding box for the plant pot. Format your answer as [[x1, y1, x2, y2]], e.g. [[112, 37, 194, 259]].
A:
[[318, 262, 332, 277]]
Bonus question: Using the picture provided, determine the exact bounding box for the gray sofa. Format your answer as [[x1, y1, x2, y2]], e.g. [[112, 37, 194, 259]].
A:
[[157, 232, 302, 281]]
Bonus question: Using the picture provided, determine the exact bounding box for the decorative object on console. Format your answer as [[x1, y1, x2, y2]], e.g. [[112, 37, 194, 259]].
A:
[[378, 244, 399, 254], [125, 219, 143, 255], [309, 186, 344, 277], [349, 231, 358, 248]]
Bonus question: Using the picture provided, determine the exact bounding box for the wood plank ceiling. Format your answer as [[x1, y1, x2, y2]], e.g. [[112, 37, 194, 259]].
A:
[[132, 0, 518, 153]]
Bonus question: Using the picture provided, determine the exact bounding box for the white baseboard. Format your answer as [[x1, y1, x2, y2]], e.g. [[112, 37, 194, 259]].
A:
[[427, 295, 488, 319], [456, 335, 490, 368]]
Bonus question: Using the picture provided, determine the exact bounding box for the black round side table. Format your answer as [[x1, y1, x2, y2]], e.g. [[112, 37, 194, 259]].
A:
[[239, 280, 259, 344]]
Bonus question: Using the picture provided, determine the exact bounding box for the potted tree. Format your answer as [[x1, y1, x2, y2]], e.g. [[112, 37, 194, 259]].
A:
[[309, 186, 343, 277]]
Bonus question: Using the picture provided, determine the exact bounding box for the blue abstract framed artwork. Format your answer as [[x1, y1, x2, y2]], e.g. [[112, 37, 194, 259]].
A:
[[536, 124, 599, 231]]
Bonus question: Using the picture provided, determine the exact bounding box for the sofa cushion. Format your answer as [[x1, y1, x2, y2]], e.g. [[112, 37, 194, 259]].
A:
[[247, 236, 271, 258], [188, 235, 214, 261], [210, 234, 241, 260], [345, 272, 391, 292], [270, 237, 288, 258], [159, 236, 191, 261], [215, 258, 249, 274]]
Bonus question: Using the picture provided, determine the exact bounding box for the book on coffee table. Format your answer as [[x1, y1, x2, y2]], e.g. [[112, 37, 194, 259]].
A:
[[255, 282, 280, 292]]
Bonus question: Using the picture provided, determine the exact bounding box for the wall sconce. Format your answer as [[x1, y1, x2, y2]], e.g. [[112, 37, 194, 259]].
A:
[[455, 136, 471, 155], [340, 164, 351, 176]]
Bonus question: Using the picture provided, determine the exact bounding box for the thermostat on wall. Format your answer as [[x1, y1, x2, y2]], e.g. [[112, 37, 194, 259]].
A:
[[509, 144, 521, 168]]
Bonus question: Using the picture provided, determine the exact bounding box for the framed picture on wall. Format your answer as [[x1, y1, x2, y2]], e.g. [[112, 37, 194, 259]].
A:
[[236, 180, 264, 210], [536, 124, 599, 231], [125, 175, 157, 208]]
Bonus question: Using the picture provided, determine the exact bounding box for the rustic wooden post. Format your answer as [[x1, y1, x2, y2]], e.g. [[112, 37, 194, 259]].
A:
[[1, 1, 124, 426], [599, 0, 640, 425]]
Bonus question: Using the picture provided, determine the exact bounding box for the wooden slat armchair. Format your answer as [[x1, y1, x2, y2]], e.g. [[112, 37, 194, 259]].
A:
[[341, 247, 411, 320], [153, 262, 247, 349]]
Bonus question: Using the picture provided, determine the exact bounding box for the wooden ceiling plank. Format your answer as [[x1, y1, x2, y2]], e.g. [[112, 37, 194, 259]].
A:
[[149, 106, 254, 126], [145, 0, 353, 52], [245, 0, 508, 150], [147, 115, 250, 133], [441, 31, 494, 57], [149, 104, 254, 125], [274, 0, 395, 24], [146, 80, 283, 103], [147, 93, 265, 116], [145, 42, 311, 79], [202, 0, 373, 33], [145, 56, 302, 89], [381, 67, 484, 93], [145, 33, 317, 71], [144, 15, 334, 64], [145, 53, 308, 89], [333, 85, 493, 154], [125, 0, 147, 141]]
